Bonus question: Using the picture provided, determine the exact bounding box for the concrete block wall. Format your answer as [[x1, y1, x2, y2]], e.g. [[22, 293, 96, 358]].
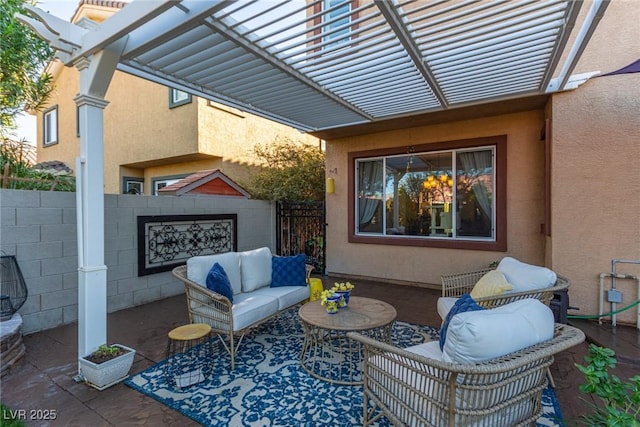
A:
[[0, 189, 274, 334]]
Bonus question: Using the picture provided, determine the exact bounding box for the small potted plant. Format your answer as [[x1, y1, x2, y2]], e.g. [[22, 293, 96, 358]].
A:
[[79, 343, 136, 390], [331, 282, 355, 307], [320, 289, 340, 314]]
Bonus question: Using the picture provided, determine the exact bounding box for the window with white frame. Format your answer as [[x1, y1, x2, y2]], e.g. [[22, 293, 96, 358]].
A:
[[152, 177, 183, 195], [323, 0, 351, 46], [43, 106, 58, 146], [169, 88, 192, 108], [350, 136, 506, 251], [123, 178, 144, 195]]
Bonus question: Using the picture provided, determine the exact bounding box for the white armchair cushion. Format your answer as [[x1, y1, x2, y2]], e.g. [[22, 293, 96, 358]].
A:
[[497, 257, 557, 293], [437, 297, 458, 320], [240, 247, 272, 292], [187, 252, 242, 294], [443, 298, 555, 364]]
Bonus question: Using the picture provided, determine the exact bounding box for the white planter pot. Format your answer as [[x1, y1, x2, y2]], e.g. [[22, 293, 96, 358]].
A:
[[79, 344, 136, 390]]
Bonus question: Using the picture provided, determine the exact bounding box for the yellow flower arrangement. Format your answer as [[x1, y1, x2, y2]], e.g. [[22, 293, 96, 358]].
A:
[[331, 282, 355, 292], [319, 289, 338, 306]]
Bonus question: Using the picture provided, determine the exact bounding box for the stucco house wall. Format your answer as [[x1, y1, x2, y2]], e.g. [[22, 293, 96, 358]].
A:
[[325, 110, 546, 287], [549, 73, 640, 326]]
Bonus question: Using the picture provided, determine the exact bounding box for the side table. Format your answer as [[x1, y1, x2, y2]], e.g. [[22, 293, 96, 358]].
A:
[[165, 323, 213, 388]]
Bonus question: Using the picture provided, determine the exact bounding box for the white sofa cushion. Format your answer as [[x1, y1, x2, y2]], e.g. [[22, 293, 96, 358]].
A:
[[231, 293, 279, 331], [252, 285, 310, 311], [437, 297, 458, 321], [443, 298, 555, 364], [497, 257, 557, 293], [187, 252, 242, 295], [240, 247, 272, 292]]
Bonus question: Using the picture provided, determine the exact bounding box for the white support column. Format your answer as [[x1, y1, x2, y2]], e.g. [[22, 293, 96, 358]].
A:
[[74, 58, 110, 361]]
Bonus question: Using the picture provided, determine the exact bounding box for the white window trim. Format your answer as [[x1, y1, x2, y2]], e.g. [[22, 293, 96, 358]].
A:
[[43, 106, 58, 146]]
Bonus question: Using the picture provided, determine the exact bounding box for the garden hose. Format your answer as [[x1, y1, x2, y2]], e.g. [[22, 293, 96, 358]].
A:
[[567, 299, 640, 319]]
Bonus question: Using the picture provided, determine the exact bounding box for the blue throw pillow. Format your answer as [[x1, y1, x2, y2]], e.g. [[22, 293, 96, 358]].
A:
[[439, 293, 484, 351], [206, 262, 234, 303], [271, 254, 307, 287]]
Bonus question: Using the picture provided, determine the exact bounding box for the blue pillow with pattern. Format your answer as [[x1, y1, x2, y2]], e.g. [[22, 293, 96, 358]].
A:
[[439, 293, 484, 351], [271, 254, 307, 287], [206, 262, 233, 303]]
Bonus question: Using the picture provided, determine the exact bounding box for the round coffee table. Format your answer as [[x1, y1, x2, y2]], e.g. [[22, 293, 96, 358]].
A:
[[298, 296, 397, 385]]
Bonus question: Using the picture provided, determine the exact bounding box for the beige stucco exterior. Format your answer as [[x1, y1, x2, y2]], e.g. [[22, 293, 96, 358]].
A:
[[324, 1, 640, 326], [35, 4, 320, 196]]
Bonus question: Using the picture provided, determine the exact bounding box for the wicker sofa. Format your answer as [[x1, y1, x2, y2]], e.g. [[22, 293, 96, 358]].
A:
[[348, 306, 585, 427], [438, 257, 570, 320], [172, 247, 313, 369]]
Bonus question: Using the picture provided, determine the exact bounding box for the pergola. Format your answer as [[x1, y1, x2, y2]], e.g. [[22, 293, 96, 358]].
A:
[[17, 0, 608, 371]]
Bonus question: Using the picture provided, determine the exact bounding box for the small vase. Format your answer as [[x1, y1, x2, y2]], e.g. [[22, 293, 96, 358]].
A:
[[325, 296, 340, 314], [335, 290, 351, 307]]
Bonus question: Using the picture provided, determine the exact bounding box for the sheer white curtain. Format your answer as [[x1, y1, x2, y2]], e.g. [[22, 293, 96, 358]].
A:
[[459, 150, 492, 219], [358, 160, 383, 229]]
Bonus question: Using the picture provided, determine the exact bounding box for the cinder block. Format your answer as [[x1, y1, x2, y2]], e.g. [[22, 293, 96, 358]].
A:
[[63, 271, 78, 289], [18, 294, 41, 315], [41, 223, 77, 241], [13, 259, 41, 279], [0, 189, 40, 207], [22, 308, 63, 334], [25, 274, 63, 295], [17, 241, 63, 260], [41, 288, 77, 310], [41, 191, 75, 208], [161, 280, 185, 298], [1, 226, 40, 244], [171, 197, 196, 209], [1, 207, 16, 225], [63, 240, 78, 257], [107, 293, 133, 313], [117, 276, 148, 294], [118, 194, 149, 208], [133, 287, 162, 305], [107, 263, 133, 282], [105, 235, 134, 251], [117, 249, 137, 265], [62, 207, 76, 224], [63, 305, 78, 324], [17, 207, 62, 225], [41, 256, 77, 276]]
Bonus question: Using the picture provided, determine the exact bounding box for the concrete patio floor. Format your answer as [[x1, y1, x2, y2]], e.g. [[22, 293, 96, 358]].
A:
[[1, 275, 638, 426]]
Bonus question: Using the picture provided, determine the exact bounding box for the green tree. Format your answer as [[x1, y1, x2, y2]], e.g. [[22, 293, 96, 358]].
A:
[[248, 138, 325, 202], [1, 0, 54, 139]]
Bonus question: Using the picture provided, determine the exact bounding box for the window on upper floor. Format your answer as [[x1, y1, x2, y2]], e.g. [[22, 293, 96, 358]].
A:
[[123, 177, 144, 195], [169, 88, 192, 108], [323, 0, 352, 47], [349, 136, 506, 251], [152, 176, 185, 195], [43, 106, 58, 146]]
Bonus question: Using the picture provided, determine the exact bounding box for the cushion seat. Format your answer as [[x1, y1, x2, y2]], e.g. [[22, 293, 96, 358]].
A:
[[230, 293, 280, 331], [252, 286, 310, 311]]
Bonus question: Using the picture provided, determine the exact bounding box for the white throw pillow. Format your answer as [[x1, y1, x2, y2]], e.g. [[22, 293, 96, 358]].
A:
[[497, 257, 557, 293], [442, 298, 555, 364], [187, 252, 242, 295], [240, 247, 272, 292]]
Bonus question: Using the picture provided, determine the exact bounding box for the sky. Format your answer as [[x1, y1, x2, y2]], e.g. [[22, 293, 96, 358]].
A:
[[15, 1, 90, 144]]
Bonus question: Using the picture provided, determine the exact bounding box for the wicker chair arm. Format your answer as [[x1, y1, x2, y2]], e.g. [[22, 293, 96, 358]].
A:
[[172, 265, 232, 304], [348, 323, 585, 375], [441, 268, 570, 308]]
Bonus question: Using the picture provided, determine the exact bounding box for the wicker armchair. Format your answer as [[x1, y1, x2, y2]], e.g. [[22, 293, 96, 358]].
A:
[[172, 264, 313, 369], [348, 323, 585, 427], [441, 268, 570, 310]]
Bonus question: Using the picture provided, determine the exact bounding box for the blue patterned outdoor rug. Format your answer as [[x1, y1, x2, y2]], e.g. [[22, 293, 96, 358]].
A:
[[125, 308, 563, 426]]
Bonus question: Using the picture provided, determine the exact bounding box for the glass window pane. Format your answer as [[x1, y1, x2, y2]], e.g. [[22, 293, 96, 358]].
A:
[[456, 149, 494, 238], [357, 159, 383, 234]]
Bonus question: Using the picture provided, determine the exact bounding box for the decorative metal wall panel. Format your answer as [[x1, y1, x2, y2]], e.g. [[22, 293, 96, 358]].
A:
[[137, 214, 237, 276]]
